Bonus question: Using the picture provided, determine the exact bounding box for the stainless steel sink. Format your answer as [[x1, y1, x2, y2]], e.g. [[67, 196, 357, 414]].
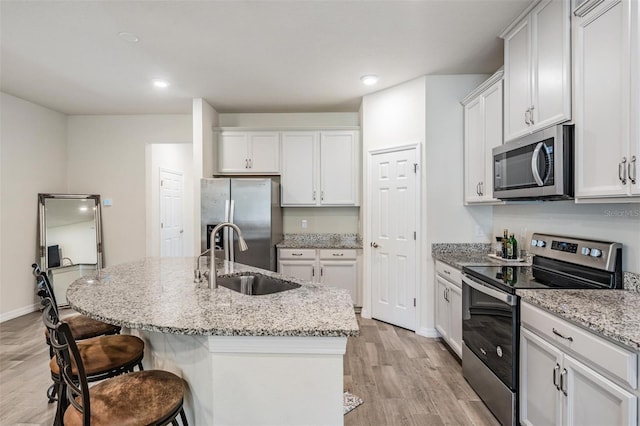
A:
[[216, 273, 301, 295]]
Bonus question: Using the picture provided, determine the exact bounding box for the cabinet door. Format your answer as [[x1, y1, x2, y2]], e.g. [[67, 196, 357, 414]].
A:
[[520, 327, 563, 426], [319, 131, 359, 206], [464, 96, 485, 203], [482, 80, 503, 201], [504, 17, 533, 142], [319, 260, 357, 304], [278, 260, 316, 282], [563, 354, 637, 426], [447, 282, 462, 357], [574, 0, 632, 198], [531, 0, 571, 131], [219, 132, 249, 173], [248, 132, 280, 173], [281, 132, 317, 206], [434, 276, 450, 342]]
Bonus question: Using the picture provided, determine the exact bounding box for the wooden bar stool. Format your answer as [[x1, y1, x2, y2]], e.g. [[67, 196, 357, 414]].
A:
[[42, 298, 188, 426]]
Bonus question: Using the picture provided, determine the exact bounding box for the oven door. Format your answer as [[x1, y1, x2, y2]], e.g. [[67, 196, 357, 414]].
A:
[[462, 275, 519, 390]]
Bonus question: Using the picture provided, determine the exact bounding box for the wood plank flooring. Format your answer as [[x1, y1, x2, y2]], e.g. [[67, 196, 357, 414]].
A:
[[0, 311, 498, 426]]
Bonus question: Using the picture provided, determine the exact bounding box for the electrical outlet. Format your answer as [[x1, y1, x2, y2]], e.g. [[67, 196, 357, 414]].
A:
[[301, 219, 308, 229], [475, 225, 485, 237]]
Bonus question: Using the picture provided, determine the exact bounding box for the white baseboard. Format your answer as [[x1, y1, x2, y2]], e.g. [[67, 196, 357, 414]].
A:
[[0, 303, 39, 323], [416, 327, 440, 338], [360, 308, 371, 319]]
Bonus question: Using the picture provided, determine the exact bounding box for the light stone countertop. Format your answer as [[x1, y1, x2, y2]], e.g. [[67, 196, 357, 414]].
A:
[[518, 289, 640, 352], [66, 257, 359, 338], [277, 233, 362, 249], [432, 243, 532, 269]]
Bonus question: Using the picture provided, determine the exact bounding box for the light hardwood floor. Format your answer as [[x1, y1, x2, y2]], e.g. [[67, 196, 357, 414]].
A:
[[0, 311, 498, 426]]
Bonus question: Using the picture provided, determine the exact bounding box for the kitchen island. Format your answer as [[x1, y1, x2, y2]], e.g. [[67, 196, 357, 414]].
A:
[[67, 257, 359, 426]]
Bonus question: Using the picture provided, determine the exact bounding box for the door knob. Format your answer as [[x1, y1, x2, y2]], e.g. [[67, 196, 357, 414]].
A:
[[371, 242, 379, 248]]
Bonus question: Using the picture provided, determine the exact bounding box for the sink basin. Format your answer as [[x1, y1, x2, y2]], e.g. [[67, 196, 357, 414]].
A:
[[216, 273, 301, 295]]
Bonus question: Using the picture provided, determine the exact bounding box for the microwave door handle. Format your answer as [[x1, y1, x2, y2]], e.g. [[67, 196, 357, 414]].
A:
[[531, 142, 545, 186]]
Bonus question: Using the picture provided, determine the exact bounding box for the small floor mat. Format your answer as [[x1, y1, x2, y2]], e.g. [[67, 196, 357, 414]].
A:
[[344, 391, 364, 415]]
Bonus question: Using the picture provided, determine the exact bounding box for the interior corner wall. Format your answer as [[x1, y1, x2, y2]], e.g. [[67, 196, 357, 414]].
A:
[[66, 115, 192, 268], [422, 74, 493, 336], [0, 92, 67, 321]]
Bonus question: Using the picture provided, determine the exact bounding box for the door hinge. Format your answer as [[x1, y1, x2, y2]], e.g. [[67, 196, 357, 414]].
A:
[[161, 223, 164, 229], [414, 163, 418, 173], [413, 231, 416, 240], [413, 298, 416, 307]]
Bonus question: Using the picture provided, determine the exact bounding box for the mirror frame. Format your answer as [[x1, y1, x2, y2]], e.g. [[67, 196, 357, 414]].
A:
[[38, 193, 103, 271]]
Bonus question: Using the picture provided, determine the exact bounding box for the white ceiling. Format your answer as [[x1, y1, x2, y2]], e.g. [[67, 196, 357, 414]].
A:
[[0, 0, 529, 115]]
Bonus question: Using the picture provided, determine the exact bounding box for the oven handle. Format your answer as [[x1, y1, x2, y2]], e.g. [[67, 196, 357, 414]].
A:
[[462, 276, 518, 306]]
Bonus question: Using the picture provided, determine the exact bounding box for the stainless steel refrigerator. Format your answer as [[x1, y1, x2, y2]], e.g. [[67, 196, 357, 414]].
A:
[[201, 178, 282, 271]]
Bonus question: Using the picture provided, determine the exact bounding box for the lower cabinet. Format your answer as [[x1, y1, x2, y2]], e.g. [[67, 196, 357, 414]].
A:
[[278, 248, 359, 306], [434, 261, 462, 358], [520, 302, 638, 426]]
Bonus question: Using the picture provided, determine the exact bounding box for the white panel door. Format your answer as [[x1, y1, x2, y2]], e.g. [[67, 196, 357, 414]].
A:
[[370, 147, 417, 330], [281, 132, 317, 206], [219, 132, 249, 172], [320, 131, 358, 205], [319, 260, 357, 304], [278, 260, 316, 282], [434, 276, 450, 341], [464, 96, 485, 203], [248, 132, 280, 173], [482, 79, 503, 200], [160, 169, 184, 257], [447, 283, 462, 357], [504, 17, 532, 141], [563, 354, 637, 426]]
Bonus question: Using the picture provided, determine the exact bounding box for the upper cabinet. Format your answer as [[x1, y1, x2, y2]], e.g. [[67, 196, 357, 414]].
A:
[[218, 131, 280, 174], [462, 70, 504, 205], [281, 130, 360, 206], [502, 0, 571, 142], [573, 0, 640, 200]]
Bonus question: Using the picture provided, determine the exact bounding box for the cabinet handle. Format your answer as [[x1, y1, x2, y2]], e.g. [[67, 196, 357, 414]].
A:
[[444, 288, 448, 302], [552, 328, 574, 342], [249, 158, 253, 168], [320, 267, 323, 276], [476, 182, 481, 196], [553, 363, 561, 390], [245, 159, 249, 169], [529, 105, 535, 124], [479, 181, 484, 196], [629, 156, 636, 184], [525, 108, 531, 125], [332, 253, 344, 257], [312, 266, 315, 276], [292, 253, 303, 257], [321, 191, 325, 201], [443, 270, 450, 275], [619, 157, 628, 185], [313, 190, 316, 201], [560, 368, 568, 396]]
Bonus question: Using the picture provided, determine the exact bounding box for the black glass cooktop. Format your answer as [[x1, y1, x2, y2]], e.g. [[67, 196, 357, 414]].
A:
[[463, 256, 620, 294]]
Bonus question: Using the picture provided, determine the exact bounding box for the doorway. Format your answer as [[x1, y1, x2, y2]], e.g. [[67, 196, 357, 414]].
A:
[[160, 168, 184, 257], [368, 144, 419, 330]]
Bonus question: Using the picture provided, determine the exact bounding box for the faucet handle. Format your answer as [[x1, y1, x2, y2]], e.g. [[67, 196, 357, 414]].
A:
[[194, 269, 202, 283]]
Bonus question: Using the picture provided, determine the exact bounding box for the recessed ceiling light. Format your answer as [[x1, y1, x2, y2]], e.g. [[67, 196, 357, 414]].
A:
[[360, 75, 379, 86], [152, 79, 170, 89], [118, 32, 140, 43]]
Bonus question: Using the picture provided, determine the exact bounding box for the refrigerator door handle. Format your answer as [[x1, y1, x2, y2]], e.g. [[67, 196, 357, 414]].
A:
[[224, 200, 231, 262], [229, 200, 236, 263]]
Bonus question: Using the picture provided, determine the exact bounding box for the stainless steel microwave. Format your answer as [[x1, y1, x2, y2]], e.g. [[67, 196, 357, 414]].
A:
[[493, 124, 574, 200]]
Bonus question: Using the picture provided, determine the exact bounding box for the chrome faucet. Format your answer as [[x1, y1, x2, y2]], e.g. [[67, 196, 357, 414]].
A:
[[208, 222, 248, 289], [194, 248, 211, 283]]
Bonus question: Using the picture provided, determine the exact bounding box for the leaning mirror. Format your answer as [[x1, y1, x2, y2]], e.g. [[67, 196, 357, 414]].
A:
[[38, 194, 103, 306]]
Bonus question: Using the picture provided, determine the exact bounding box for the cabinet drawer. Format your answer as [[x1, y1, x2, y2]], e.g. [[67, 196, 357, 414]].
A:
[[319, 249, 357, 260], [435, 261, 462, 285], [278, 249, 316, 260], [521, 302, 637, 389]]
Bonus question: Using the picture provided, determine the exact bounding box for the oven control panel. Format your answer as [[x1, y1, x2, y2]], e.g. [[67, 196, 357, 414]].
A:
[[529, 233, 621, 272]]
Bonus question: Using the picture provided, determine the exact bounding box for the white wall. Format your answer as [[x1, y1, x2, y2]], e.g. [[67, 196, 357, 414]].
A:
[[146, 143, 195, 257], [0, 92, 67, 321], [66, 115, 192, 267], [47, 221, 98, 264], [493, 201, 640, 273], [283, 207, 359, 234], [218, 112, 359, 128]]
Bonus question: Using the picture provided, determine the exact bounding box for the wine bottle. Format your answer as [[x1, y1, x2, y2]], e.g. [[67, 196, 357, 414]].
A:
[[510, 234, 518, 260], [506, 234, 514, 259], [502, 229, 509, 258]]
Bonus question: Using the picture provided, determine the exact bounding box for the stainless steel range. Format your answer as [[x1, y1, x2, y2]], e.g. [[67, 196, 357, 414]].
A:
[[461, 233, 623, 426]]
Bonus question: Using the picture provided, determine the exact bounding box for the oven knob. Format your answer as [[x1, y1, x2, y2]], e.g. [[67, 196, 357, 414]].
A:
[[537, 240, 546, 247], [581, 247, 591, 256], [590, 248, 602, 258], [496, 346, 503, 357], [531, 239, 538, 247]]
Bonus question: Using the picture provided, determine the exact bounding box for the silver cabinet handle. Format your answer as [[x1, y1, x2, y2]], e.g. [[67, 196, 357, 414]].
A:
[[629, 156, 636, 184], [619, 157, 628, 184], [312, 266, 315, 276], [245, 159, 249, 169], [312, 190, 316, 200], [371, 242, 379, 248], [552, 328, 574, 342], [525, 109, 530, 125], [292, 253, 303, 257], [476, 182, 480, 195], [479, 181, 484, 195], [553, 363, 561, 390], [332, 253, 344, 257], [443, 270, 450, 275], [560, 368, 568, 396], [529, 105, 535, 124], [321, 191, 325, 201]]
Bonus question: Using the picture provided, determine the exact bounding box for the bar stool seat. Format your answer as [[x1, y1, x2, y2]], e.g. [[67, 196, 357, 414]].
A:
[[57, 314, 120, 340], [49, 334, 144, 380], [63, 370, 185, 426]]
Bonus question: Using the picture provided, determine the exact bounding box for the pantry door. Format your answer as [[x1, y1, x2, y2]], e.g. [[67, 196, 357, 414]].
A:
[[160, 169, 184, 257], [368, 145, 419, 330]]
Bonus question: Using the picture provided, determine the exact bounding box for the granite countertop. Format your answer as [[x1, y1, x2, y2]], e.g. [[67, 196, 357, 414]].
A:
[[277, 233, 363, 249], [67, 257, 359, 338], [518, 289, 640, 352], [432, 243, 532, 269]]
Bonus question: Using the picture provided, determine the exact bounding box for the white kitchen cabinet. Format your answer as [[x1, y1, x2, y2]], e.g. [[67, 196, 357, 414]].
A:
[[462, 70, 504, 204], [520, 302, 638, 426], [573, 0, 640, 201], [434, 261, 462, 358], [281, 130, 359, 206], [502, 0, 571, 142], [218, 131, 280, 174], [278, 248, 359, 306]]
